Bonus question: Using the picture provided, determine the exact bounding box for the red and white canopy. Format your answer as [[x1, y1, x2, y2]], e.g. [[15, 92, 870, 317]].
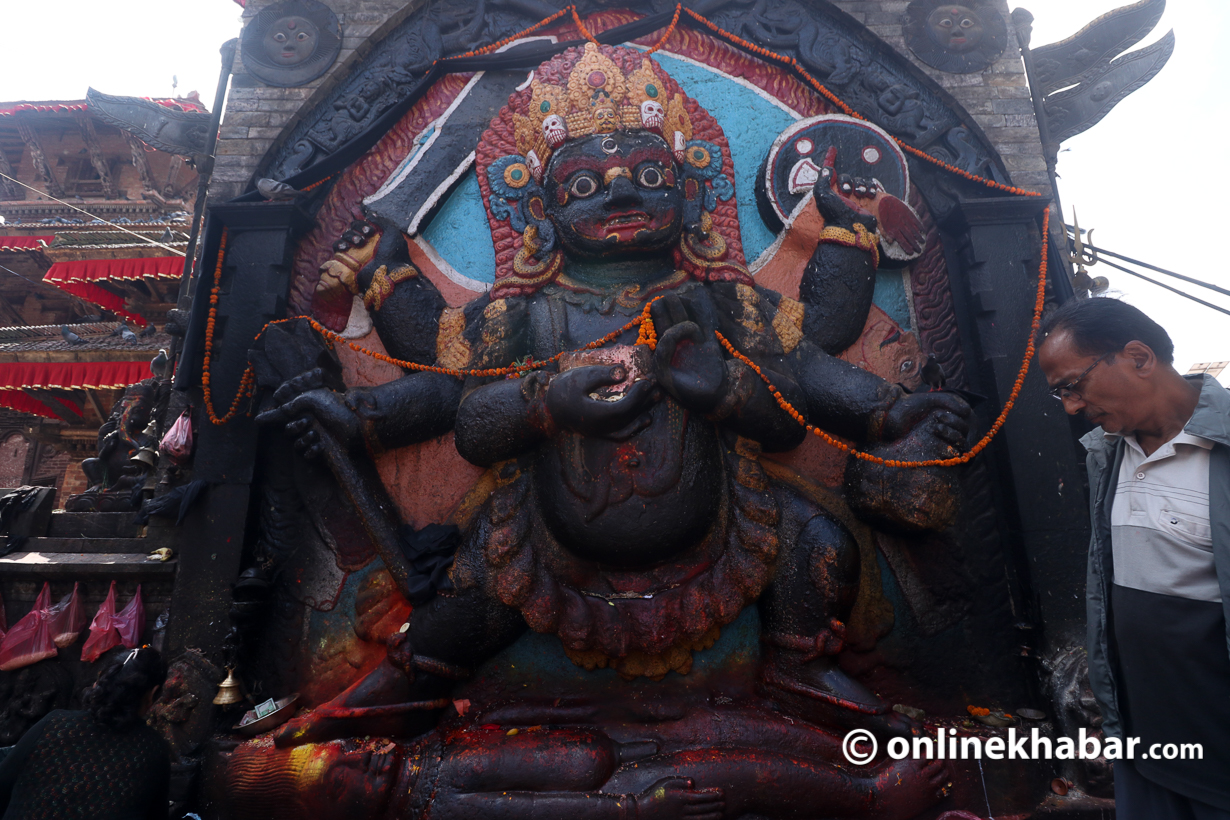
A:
[[43, 257, 182, 327]]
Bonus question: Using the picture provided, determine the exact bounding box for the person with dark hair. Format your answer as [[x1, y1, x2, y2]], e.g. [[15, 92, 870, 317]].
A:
[[0, 646, 170, 819], [1038, 297, 1230, 819]]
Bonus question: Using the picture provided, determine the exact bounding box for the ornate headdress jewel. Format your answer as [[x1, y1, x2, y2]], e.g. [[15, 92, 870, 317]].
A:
[[512, 43, 694, 171]]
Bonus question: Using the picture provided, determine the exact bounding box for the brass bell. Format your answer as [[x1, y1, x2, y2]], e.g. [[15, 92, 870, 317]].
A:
[[129, 418, 160, 469], [213, 667, 244, 706], [129, 444, 158, 469]]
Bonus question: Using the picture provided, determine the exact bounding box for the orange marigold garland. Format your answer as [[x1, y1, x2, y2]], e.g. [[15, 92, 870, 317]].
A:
[[680, 7, 1042, 199], [200, 206, 1047, 464], [570, 6, 601, 44], [717, 206, 1051, 468], [202, 228, 257, 426], [644, 4, 682, 55], [634, 296, 664, 348], [467, 6, 571, 58]]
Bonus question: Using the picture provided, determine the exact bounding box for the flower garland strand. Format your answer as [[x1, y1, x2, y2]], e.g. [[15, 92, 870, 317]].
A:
[[644, 4, 682, 55], [634, 296, 661, 348], [570, 6, 601, 45], [716, 206, 1051, 467], [201, 292, 666, 425], [679, 7, 1041, 199], [199, 205, 1046, 466], [201, 228, 257, 426], [467, 7, 571, 58]]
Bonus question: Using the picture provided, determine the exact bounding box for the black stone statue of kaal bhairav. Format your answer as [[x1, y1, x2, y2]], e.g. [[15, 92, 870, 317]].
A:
[[252, 44, 970, 820]]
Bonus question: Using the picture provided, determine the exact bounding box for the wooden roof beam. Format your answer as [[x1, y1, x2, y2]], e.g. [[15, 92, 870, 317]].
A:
[[82, 387, 106, 424], [15, 123, 65, 198], [76, 114, 119, 200], [0, 143, 20, 200]]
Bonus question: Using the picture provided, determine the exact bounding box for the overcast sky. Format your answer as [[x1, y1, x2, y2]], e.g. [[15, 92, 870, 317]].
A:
[[0, 0, 1223, 371]]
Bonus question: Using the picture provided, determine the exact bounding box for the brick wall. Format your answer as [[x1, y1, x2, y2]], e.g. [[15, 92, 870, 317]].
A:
[[211, 0, 419, 201], [0, 433, 29, 487], [57, 457, 89, 508]]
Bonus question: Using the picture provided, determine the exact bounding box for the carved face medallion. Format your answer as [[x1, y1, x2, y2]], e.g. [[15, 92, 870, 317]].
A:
[[263, 15, 319, 65], [545, 131, 683, 262], [926, 6, 984, 53], [241, 0, 343, 87], [904, 0, 1007, 73]]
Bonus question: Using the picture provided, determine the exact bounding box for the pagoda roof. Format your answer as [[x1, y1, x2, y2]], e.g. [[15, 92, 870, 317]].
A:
[[0, 321, 170, 359], [0, 97, 207, 117]]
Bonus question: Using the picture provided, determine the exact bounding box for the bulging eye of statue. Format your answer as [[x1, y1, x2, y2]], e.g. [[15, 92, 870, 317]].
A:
[[959, 17, 974, 28], [297, 31, 311, 40], [569, 172, 600, 198], [274, 32, 288, 42], [938, 17, 954, 27], [636, 164, 666, 189]]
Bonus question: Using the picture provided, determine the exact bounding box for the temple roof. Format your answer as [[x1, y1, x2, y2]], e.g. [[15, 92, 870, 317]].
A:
[[0, 97, 207, 117], [0, 322, 170, 358]]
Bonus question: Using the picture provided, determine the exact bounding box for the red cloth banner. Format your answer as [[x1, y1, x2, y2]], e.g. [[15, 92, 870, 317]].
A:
[[48, 282, 149, 327], [0, 236, 54, 252], [0, 392, 66, 420], [0, 361, 150, 391], [0, 361, 148, 420], [44, 257, 182, 284], [43, 257, 183, 327]]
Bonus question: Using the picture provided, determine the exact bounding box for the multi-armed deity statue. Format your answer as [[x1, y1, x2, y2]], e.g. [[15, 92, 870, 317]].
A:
[[222, 41, 978, 820]]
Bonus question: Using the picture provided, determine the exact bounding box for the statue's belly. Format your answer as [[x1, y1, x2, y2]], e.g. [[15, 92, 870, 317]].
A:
[[535, 402, 722, 568]]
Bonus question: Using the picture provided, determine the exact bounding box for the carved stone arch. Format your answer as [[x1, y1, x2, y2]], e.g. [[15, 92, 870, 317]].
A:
[[250, 0, 1016, 212]]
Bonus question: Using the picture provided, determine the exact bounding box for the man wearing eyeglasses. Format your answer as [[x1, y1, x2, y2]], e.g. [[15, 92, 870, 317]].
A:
[[1038, 297, 1230, 819]]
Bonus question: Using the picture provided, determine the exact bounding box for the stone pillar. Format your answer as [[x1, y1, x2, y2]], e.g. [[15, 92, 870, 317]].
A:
[[945, 196, 1089, 652], [167, 201, 312, 659]]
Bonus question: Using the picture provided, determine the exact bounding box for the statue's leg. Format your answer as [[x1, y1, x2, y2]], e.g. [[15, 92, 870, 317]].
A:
[[602, 747, 949, 820], [758, 495, 916, 741], [80, 457, 104, 488], [425, 729, 724, 820], [274, 585, 526, 746]]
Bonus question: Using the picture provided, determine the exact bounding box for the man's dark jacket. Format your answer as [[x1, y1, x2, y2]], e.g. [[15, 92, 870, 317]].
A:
[[1079, 373, 1230, 738]]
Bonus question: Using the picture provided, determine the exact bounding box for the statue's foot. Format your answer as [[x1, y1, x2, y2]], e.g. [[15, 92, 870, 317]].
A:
[[761, 660, 918, 743], [870, 757, 951, 820], [272, 702, 442, 747]]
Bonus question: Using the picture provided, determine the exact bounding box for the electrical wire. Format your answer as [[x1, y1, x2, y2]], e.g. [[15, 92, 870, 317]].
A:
[[0, 171, 186, 256], [1071, 234, 1230, 299], [0, 262, 45, 287], [1096, 257, 1230, 318]]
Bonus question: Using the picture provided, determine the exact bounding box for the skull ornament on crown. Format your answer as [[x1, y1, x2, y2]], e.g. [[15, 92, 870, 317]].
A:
[[476, 43, 748, 297]]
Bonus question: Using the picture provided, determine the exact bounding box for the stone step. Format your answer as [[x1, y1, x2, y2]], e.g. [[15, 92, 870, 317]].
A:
[[0, 552, 176, 578], [19, 533, 175, 555], [47, 511, 142, 539]]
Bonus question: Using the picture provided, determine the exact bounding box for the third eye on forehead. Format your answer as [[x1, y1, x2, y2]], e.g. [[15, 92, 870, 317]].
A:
[[551, 149, 673, 185], [549, 134, 674, 184]]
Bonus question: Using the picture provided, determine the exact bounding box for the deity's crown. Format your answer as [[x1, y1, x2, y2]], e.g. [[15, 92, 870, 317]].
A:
[[512, 43, 695, 178]]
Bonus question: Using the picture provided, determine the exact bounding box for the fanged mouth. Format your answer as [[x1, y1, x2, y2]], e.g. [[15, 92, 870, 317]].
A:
[[605, 212, 650, 228]]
